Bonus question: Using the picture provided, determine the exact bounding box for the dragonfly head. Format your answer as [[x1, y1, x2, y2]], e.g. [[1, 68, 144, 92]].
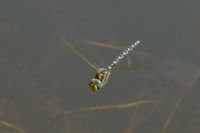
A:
[[89, 78, 102, 92]]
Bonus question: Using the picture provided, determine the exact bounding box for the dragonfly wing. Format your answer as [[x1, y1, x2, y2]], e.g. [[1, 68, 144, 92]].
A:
[[78, 40, 135, 69], [78, 40, 124, 50], [61, 38, 99, 70]]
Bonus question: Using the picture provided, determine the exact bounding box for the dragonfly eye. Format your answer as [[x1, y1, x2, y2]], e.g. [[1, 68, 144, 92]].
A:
[[89, 83, 99, 92], [89, 79, 102, 92]]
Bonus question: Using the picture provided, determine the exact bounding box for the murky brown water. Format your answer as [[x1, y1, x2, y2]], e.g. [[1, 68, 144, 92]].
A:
[[0, 0, 200, 133]]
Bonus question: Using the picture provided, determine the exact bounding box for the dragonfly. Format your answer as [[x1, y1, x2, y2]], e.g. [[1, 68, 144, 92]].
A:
[[61, 38, 140, 92]]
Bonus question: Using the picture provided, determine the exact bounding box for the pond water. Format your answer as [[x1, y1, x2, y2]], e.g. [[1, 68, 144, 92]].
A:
[[0, 0, 200, 133]]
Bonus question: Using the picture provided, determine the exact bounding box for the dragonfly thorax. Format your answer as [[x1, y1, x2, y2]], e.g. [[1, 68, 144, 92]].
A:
[[89, 68, 111, 92]]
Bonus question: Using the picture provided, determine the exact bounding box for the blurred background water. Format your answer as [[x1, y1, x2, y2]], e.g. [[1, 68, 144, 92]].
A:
[[0, 0, 200, 133]]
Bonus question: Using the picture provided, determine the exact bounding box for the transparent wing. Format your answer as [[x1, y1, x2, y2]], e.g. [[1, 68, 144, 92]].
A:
[[77, 40, 133, 69], [79, 40, 124, 50], [61, 37, 99, 70]]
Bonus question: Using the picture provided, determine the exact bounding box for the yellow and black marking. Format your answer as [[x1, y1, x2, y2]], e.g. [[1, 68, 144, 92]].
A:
[[89, 68, 111, 92], [89, 81, 100, 92]]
